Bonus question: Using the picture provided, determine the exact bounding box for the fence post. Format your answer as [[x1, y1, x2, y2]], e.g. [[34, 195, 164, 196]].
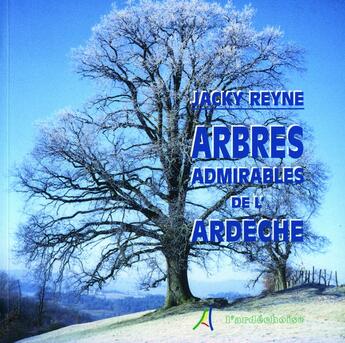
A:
[[335, 271, 338, 287], [328, 271, 332, 286], [312, 266, 315, 283], [324, 269, 327, 286]]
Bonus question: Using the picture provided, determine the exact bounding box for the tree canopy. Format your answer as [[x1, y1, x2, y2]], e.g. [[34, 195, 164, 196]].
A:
[[17, 0, 326, 307]]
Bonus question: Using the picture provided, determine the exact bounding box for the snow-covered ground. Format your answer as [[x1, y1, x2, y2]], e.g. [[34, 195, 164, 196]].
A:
[[18, 286, 345, 343]]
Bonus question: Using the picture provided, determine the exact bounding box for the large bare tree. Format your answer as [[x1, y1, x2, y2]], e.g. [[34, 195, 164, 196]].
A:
[[16, 0, 324, 307]]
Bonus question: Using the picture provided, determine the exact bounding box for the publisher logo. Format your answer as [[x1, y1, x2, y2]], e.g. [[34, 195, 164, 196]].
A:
[[225, 313, 304, 325], [193, 306, 214, 331]]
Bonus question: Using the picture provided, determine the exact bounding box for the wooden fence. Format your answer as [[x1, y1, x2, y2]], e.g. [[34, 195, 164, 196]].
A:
[[286, 267, 339, 289]]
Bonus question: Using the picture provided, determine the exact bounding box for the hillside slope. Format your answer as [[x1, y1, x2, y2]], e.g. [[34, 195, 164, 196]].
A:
[[18, 286, 345, 343]]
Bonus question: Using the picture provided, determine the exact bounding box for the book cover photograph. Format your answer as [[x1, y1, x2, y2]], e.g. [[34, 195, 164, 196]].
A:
[[0, 0, 344, 342]]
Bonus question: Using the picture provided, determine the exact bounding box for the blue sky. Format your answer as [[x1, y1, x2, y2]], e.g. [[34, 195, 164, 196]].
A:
[[1, 0, 345, 289]]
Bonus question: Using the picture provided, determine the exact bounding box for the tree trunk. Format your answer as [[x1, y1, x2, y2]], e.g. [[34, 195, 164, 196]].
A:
[[164, 254, 197, 307], [37, 284, 46, 326], [276, 264, 287, 290]]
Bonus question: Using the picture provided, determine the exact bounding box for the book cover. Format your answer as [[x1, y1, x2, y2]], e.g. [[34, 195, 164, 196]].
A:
[[1, 1, 344, 342]]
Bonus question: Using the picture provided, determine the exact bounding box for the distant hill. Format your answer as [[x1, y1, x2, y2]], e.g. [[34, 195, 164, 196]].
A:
[[17, 285, 345, 343], [56, 291, 165, 320], [0, 270, 165, 342], [207, 291, 251, 300]]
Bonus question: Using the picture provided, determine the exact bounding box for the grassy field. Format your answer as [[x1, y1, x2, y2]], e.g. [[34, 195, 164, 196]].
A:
[[18, 285, 345, 343]]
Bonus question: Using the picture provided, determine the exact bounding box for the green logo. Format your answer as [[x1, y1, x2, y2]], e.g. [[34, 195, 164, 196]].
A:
[[193, 306, 214, 331]]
